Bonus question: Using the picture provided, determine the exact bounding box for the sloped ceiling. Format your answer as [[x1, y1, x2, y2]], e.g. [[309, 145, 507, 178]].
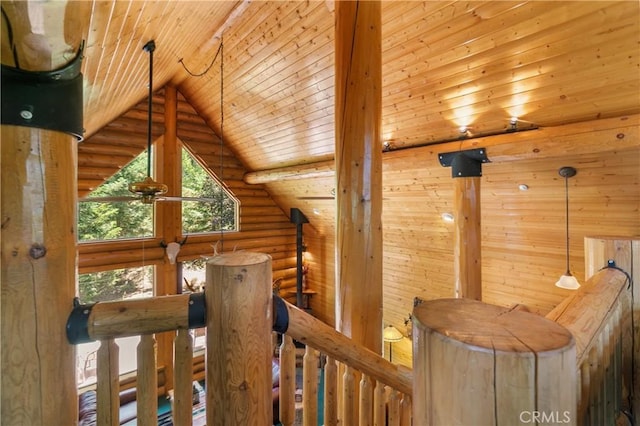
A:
[[14, 0, 634, 171]]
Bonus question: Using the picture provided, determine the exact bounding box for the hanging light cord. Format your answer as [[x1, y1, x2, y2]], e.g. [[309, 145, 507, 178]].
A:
[[564, 175, 571, 274], [143, 40, 156, 178], [218, 39, 225, 251]]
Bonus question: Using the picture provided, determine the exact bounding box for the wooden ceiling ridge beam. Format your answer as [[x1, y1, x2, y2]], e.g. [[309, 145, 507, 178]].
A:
[[243, 114, 639, 185]]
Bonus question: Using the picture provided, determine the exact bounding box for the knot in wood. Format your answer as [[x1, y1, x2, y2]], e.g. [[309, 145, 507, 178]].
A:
[[29, 243, 47, 259]]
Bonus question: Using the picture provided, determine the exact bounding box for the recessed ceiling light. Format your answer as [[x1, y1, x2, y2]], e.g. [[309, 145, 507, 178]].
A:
[[313, 208, 320, 215], [518, 184, 529, 191], [441, 212, 454, 223]]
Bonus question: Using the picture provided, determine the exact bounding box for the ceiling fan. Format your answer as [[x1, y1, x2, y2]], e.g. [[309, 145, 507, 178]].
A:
[[81, 40, 215, 205]]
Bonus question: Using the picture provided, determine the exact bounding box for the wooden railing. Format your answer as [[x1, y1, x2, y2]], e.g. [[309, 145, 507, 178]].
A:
[[67, 251, 412, 425], [274, 298, 412, 426], [67, 293, 205, 426], [546, 267, 633, 425], [68, 253, 633, 425]]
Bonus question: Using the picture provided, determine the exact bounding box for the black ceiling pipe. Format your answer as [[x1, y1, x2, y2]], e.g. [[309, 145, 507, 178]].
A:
[[290, 208, 309, 308]]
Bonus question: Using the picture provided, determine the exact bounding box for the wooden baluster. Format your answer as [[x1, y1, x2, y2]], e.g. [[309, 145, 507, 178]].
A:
[[137, 334, 158, 426], [388, 389, 401, 426], [588, 345, 598, 426], [578, 361, 590, 425], [279, 335, 296, 426], [342, 365, 357, 425], [303, 346, 319, 426], [400, 394, 412, 426], [359, 374, 373, 425], [97, 338, 119, 426], [324, 356, 338, 426], [604, 321, 614, 424], [174, 329, 194, 426], [373, 381, 385, 426]]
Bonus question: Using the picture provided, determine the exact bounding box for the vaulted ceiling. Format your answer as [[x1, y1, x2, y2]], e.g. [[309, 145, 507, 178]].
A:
[[4, 1, 637, 172]]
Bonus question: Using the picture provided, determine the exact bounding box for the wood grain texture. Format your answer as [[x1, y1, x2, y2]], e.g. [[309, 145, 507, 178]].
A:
[[1, 126, 78, 425], [334, 0, 383, 353], [205, 251, 273, 426], [413, 298, 576, 425], [453, 176, 481, 300]]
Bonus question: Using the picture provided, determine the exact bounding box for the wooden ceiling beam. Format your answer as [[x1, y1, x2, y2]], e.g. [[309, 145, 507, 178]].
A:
[[243, 115, 639, 184]]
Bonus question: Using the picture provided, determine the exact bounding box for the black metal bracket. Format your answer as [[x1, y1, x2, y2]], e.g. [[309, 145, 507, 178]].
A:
[[272, 295, 289, 334], [188, 292, 206, 329], [66, 297, 96, 345], [438, 148, 490, 178], [1, 43, 84, 141]]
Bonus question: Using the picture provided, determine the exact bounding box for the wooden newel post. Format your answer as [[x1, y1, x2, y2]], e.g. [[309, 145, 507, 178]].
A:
[[205, 251, 273, 426], [413, 298, 577, 425]]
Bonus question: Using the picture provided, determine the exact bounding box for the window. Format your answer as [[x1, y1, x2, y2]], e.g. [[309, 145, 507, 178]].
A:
[[76, 266, 154, 386], [78, 153, 153, 241], [181, 148, 238, 234]]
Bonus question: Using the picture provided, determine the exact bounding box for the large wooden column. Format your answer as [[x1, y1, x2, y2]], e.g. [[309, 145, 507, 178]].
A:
[[1, 2, 88, 424], [205, 251, 273, 426], [453, 177, 482, 299], [413, 298, 576, 425], [334, 0, 383, 352], [1, 126, 79, 424]]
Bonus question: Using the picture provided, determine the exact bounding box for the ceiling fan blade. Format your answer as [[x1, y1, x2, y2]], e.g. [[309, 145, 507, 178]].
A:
[[296, 196, 335, 200], [157, 196, 218, 203], [80, 196, 139, 202]]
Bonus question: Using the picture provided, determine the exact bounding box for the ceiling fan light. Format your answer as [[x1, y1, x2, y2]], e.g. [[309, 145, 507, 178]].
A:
[[555, 273, 580, 290], [128, 176, 168, 198]]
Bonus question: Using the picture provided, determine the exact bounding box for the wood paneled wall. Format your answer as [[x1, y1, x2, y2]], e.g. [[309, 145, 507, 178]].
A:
[[280, 119, 639, 367]]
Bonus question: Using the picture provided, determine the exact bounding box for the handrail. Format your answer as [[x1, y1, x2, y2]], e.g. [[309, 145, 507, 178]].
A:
[[546, 267, 632, 425], [66, 293, 205, 343], [274, 295, 413, 396], [546, 268, 629, 365]]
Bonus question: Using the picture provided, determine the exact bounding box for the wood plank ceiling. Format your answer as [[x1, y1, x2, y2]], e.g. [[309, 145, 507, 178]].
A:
[[69, 1, 638, 169]]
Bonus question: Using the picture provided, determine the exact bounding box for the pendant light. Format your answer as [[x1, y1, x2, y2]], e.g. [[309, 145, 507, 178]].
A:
[[555, 166, 580, 290]]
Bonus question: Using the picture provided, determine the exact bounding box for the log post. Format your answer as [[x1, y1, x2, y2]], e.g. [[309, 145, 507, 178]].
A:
[[1, 2, 87, 422], [205, 251, 273, 425], [1, 121, 79, 424], [413, 298, 576, 425], [334, 0, 382, 349], [453, 177, 482, 299]]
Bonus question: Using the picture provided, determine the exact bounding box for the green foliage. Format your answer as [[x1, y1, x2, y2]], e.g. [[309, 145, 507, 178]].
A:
[[181, 148, 237, 233], [79, 267, 151, 303], [77, 147, 238, 303]]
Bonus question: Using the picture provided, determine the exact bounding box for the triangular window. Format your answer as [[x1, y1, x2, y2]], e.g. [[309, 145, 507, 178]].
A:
[[181, 147, 238, 234]]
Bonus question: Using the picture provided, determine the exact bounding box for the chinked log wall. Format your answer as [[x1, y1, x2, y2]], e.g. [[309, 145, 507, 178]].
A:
[[77, 88, 298, 291]]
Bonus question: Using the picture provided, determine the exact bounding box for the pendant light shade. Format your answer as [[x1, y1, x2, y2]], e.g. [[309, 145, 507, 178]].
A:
[[555, 166, 580, 290]]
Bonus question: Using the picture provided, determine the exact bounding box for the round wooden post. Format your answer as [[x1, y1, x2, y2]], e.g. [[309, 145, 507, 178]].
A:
[[453, 176, 482, 299], [205, 251, 273, 426], [334, 0, 383, 351], [413, 298, 576, 425], [1, 125, 78, 424]]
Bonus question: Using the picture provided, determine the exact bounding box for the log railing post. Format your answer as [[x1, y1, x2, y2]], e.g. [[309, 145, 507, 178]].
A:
[[173, 328, 194, 426], [136, 334, 158, 426], [97, 339, 120, 426], [279, 335, 296, 426], [205, 251, 273, 426]]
